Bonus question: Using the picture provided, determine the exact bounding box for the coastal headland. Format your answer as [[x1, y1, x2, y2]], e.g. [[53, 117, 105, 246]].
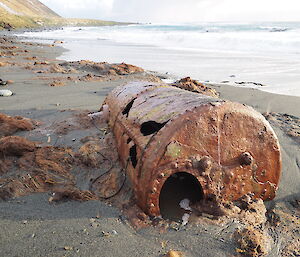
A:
[[0, 0, 130, 30]]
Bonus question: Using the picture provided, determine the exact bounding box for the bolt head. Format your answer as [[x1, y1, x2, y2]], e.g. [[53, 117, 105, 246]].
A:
[[239, 152, 253, 166], [151, 187, 157, 194], [198, 156, 212, 173]]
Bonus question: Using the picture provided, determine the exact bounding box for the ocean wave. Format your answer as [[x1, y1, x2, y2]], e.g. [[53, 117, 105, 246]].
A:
[[21, 23, 300, 56]]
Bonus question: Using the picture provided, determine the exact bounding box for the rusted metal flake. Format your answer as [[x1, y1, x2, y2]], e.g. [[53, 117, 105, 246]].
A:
[[103, 82, 281, 216]]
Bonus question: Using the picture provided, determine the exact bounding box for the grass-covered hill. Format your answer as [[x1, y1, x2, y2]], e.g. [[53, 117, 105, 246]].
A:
[[0, 0, 125, 29]]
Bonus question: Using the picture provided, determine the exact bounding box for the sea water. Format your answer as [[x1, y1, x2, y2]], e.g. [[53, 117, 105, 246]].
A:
[[19, 22, 300, 96]]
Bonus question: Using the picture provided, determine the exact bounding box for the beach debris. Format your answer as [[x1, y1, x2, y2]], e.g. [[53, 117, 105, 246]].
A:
[[161, 241, 167, 248], [165, 250, 184, 257], [0, 113, 37, 137], [0, 79, 7, 86], [270, 27, 288, 32], [234, 81, 266, 87], [234, 226, 271, 257], [48, 189, 98, 203], [63, 246, 73, 251], [34, 61, 50, 65], [88, 111, 103, 118], [54, 40, 64, 44], [179, 199, 192, 211], [79, 73, 105, 82], [60, 60, 144, 76], [181, 213, 190, 226], [49, 80, 65, 87], [179, 199, 192, 225], [101, 231, 110, 237], [88, 106, 109, 123], [0, 132, 87, 200], [0, 89, 13, 96], [49, 64, 76, 74], [0, 136, 36, 156], [171, 77, 219, 97], [103, 81, 281, 217]]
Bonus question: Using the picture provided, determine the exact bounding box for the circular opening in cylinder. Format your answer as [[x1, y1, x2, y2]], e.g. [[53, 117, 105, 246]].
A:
[[159, 172, 203, 221]]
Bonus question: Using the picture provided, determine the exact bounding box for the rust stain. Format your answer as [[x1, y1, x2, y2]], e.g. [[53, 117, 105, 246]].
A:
[[103, 82, 282, 216]]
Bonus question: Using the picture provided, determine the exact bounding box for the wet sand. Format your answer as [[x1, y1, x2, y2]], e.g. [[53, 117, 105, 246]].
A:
[[0, 34, 299, 257]]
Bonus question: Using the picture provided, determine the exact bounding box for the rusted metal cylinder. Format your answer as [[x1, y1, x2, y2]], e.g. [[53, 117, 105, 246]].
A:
[[103, 82, 281, 216]]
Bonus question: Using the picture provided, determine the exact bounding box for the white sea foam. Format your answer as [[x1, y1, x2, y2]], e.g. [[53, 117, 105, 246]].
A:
[[18, 23, 300, 96], [21, 23, 300, 56]]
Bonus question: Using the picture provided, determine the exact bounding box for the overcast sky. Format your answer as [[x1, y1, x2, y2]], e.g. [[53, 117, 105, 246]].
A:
[[40, 0, 300, 23]]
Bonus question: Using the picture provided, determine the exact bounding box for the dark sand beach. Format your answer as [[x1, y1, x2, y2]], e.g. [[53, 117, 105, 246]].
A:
[[0, 34, 299, 257]]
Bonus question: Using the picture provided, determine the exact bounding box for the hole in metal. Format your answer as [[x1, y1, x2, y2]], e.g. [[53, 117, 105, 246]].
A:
[[159, 172, 203, 221], [140, 120, 168, 136], [122, 98, 136, 117], [129, 144, 137, 168]]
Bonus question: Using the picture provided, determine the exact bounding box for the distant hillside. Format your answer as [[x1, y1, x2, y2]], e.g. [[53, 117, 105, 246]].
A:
[[0, 0, 125, 29], [0, 0, 59, 18]]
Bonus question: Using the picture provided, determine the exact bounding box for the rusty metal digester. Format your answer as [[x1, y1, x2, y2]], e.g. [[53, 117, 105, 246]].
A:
[[103, 82, 281, 217]]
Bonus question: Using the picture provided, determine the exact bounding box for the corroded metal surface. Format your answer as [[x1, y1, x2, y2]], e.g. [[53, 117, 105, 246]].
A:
[[103, 82, 281, 216]]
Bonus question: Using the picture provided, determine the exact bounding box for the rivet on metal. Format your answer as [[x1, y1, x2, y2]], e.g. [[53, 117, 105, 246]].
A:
[[239, 152, 253, 166]]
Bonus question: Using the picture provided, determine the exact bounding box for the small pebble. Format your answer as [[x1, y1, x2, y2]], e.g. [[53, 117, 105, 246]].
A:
[[0, 89, 13, 97], [101, 231, 110, 237], [166, 250, 184, 257], [91, 222, 98, 228], [64, 246, 73, 251]]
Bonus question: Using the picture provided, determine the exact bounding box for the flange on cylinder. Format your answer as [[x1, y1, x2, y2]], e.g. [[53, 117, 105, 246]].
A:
[[102, 82, 281, 217]]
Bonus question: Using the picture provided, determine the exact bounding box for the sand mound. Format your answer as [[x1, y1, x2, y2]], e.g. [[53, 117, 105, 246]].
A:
[[49, 64, 77, 74], [172, 77, 219, 97], [49, 80, 66, 87], [234, 226, 271, 257], [60, 60, 144, 76]]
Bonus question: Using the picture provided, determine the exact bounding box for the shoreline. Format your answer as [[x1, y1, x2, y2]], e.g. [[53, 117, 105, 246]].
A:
[[0, 33, 299, 257], [16, 25, 300, 97]]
